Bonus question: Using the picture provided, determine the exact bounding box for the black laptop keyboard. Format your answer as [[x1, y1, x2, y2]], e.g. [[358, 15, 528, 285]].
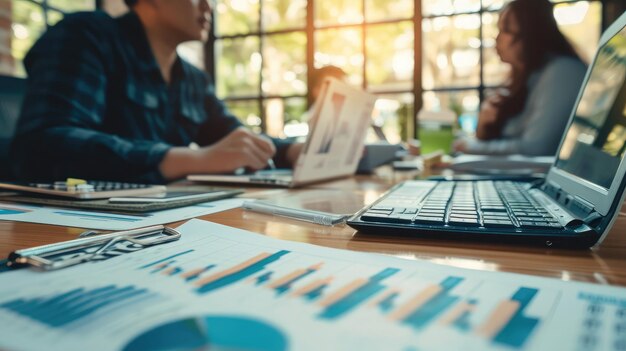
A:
[[360, 181, 563, 230]]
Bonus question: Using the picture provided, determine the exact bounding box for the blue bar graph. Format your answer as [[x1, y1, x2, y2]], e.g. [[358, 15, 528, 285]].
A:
[[139, 250, 194, 269], [319, 268, 400, 320], [493, 288, 540, 348], [0, 285, 148, 327], [196, 251, 290, 294], [255, 272, 273, 286], [402, 276, 463, 330]]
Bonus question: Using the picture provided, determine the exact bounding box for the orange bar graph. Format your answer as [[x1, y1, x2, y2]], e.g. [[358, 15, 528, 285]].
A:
[[267, 263, 323, 289], [439, 301, 476, 326], [476, 300, 520, 338], [319, 278, 368, 307], [291, 277, 333, 297], [194, 253, 272, 287], [388, 285, 442, 321]]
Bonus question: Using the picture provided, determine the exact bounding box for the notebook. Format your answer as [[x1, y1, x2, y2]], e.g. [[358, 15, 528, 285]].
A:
[[187, 77, 378, 188], [348, 12, 626, 249]]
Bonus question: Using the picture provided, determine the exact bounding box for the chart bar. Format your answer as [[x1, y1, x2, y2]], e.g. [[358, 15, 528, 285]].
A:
[[492, 288, 540, 348]]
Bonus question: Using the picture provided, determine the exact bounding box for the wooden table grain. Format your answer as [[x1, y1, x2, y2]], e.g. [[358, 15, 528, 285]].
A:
[[2, 170, 626, 287]]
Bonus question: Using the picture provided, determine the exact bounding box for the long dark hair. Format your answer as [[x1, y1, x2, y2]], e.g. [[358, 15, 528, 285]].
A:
[[483, 0, 581, 140]]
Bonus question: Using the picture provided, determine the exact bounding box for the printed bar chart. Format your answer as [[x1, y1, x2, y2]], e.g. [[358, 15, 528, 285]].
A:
[[2, 220, 626, 351]]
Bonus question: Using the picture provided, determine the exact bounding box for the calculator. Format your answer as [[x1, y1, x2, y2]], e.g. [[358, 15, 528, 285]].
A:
[[0, 180, 167, 199]]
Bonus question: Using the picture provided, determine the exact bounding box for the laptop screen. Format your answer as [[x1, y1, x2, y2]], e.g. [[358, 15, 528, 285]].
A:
[[554, 26, 626, 190]]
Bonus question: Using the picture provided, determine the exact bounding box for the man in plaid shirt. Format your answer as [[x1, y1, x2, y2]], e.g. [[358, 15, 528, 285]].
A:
[[10, 0, 302, 183]]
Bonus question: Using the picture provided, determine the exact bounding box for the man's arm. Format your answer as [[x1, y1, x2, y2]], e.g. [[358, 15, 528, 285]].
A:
[[10, 14, 172, 183]]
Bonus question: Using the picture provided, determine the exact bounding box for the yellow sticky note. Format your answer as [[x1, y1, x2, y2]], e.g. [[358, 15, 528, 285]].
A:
[[66, 178, 87, 186]]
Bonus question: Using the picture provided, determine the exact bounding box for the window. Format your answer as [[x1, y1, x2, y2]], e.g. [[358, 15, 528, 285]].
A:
[[212, 0, 602, 142], [4, 0, 96, 77], [423, 0, 602, 136]]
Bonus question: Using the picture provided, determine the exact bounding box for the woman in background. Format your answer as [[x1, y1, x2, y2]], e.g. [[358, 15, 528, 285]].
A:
[[453, 0, 587, 155]]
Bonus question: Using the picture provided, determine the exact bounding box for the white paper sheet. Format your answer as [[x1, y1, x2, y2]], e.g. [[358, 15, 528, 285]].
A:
[[0, 219, 624, 351], [0, 199, 244, 230]]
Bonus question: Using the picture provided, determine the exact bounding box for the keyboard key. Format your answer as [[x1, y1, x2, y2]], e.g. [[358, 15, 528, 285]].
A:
[[449, 213, 479, 220], [361, 213, 413, 224], [371, 206, 394, 211], [414, 216, 445, 224], [481, 205, 506, 211], [404, 208, 419, 214], [520, 221, 562, 229], [483, 215, 511, 221], [367, 209, 393, 215], [483, 219, 515, 227], [419, 209, 446, 215], [361, 212, 390, 221], [450, 209, 478, 214]]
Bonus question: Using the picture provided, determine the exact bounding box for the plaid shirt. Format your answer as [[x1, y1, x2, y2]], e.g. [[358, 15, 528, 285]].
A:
[[10, 11, 291, 183]]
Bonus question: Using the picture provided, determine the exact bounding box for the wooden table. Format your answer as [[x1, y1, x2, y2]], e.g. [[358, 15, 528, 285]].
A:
[[2, 169, 626, 286]]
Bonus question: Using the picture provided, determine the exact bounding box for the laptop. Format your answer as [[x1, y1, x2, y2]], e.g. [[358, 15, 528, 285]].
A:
[[188, 77, 377, 187], [348, 12, 626, 249]]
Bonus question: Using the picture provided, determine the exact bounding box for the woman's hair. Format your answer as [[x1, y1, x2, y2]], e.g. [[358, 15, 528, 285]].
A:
[[484, 0, 581, 140], [124, 0, 138, 7]]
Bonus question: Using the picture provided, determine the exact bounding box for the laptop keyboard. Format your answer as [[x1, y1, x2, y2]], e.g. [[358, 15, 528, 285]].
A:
[[360, 181, 563, 230]]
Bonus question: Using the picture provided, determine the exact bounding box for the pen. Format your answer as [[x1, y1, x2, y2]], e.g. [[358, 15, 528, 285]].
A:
[[267, 158, 276, 170], [242, 200, 348, 226]]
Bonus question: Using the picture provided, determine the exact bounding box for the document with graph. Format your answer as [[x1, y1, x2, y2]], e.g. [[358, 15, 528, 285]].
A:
[[0, 219, 624, 351]]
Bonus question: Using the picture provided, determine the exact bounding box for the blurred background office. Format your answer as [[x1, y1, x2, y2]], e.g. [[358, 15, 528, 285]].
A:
[[1, 0, 625, 153]]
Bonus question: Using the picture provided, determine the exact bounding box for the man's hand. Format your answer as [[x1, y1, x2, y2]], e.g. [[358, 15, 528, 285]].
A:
[[159, 127, 276, 180], [199, 127, 276, 171]]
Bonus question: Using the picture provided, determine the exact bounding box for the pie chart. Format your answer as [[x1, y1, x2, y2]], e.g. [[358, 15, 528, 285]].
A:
[[123, 315, 288, 351]]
